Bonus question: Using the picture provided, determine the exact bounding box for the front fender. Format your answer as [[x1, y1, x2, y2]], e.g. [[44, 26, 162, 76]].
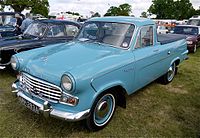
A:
[[91, 79, 126, 94], [91, 63, 135, 95]]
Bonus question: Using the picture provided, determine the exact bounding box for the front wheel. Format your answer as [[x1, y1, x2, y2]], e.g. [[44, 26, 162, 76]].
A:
[[86, 92, 116, 131], [159, 62, 176, 85]]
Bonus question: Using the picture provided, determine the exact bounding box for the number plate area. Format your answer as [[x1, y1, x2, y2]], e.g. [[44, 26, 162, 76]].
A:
[[18, 96, 40, 114]]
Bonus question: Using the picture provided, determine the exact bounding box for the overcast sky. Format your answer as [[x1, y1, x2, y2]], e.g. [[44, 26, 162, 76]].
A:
[[49, 0, 200, 17]]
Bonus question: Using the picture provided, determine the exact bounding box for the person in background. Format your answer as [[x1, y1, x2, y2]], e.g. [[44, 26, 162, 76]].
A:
[[21, 13, 33, 32], [15, 13, 23, 35]]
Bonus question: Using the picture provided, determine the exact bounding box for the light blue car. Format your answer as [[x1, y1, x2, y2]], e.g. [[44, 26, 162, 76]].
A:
[[11, 16, 188, 131]]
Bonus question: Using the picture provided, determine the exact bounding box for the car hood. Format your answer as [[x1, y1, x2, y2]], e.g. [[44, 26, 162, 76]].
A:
[[185, 35, 197, 41], [22, 41, 126, 85], [0, 36, 33, 49]]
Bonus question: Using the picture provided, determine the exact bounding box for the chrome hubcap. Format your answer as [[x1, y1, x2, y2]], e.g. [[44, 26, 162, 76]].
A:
[[94, 94, 115, 126], [194, 45, 197, 52], [96, 101, 109, 118], [167, 63, 175, 81]]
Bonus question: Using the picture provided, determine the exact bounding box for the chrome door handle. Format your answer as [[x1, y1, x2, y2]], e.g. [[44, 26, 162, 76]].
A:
[[168, 51, 171, 55]]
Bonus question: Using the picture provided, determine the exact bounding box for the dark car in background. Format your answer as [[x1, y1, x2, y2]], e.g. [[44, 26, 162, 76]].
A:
[[0, 19, 80, 69], [172, 25, 200, 53], [0, 12, 25, 38]]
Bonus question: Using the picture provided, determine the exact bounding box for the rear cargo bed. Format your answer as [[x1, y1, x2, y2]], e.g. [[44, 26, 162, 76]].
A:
[[158, 34, 186, 45]]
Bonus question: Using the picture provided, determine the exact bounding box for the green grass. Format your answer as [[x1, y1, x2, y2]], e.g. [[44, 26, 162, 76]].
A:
[[0, 50, 200, 137]]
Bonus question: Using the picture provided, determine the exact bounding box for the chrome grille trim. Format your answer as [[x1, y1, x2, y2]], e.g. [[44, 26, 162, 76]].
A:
[[20, 72, 62, 102]]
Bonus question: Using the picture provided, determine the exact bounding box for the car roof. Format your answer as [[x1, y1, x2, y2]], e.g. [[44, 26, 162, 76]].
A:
[[87, 16, 155, 27], [0, 12, 16, 15], [0, 12, 23, 16], [33, 19, 81, 27]]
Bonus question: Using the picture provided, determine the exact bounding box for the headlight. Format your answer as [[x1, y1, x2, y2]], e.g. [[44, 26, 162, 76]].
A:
[[187, 41, 193, 45], [61, 75, 73, 91], [11, 56, 19, 70]]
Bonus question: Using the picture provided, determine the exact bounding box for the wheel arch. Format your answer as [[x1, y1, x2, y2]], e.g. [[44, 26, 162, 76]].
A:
[[170, 57, 180, 66], [92, 84, 127, 109]]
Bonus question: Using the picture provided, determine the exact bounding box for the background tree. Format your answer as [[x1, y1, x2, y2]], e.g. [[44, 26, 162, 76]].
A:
[[0, 0, 49, 17], [91, 12, 101, 17], [194, 7, 200, 15], [173, 0, 196, 20], [141, 11, 148, 18], [104, 3, 132, 16], [148, 0, 196, 20], [148, 0, 174, 19]]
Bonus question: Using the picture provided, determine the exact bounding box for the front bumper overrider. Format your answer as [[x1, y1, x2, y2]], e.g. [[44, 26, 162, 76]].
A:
[[12, 81, 90, 121]]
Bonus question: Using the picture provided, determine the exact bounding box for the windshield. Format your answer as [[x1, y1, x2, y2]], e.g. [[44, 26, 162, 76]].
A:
[[77, 22, 135, 49], [0, 15, 16, 26], [187, 19, 200, 26], [24, 22, 47, 37], [173, 26, 199, 35]]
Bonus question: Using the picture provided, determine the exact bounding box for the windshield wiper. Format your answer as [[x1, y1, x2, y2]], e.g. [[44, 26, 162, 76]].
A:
[[78, 38, 103, 45]]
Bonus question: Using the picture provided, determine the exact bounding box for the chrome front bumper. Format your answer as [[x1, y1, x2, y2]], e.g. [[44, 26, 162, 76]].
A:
[[12, 83, 90, 121]]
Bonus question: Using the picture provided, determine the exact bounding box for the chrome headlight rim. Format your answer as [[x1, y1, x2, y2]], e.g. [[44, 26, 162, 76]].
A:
[[61, 74, 75, 93], [11, 56, 19, 70]]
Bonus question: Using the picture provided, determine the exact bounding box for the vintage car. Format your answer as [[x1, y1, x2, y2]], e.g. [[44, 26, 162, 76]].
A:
[[172, 25, 200, 53], [0, 12, 25, 38], [187, 15, 200, 26], [0, 19, 80, 69], [157, 25, 169, 34], [11, 17, 188, 131]]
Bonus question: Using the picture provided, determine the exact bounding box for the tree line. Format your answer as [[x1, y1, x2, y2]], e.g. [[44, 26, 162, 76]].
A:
[[0, 0, 199, 19], [148, 0, 200, 20]]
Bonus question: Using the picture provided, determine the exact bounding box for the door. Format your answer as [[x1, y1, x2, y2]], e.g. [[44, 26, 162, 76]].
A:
[[133, 25, 163, 90]]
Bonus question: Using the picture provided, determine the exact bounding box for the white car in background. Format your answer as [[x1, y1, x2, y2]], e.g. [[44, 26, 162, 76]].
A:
[[157, 25, 169, 34]]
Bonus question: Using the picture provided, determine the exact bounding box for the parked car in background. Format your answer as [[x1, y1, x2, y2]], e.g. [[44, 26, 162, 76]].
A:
[[11, 17, 188, 131], [157, 25, 169, 34], [0, 19, 80, 69], [187, 15, 200, 26], [0, 12, 24, 38], [172, 25, 200, 53]]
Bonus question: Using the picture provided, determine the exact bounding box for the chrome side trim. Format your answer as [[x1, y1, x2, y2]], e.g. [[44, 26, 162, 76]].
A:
[[182, 50, 189, 55]]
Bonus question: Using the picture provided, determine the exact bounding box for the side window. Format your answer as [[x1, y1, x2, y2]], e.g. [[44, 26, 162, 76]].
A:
[[135, 26, 154, 49], [65, 25, 79, 37], [47, 25, 65, 37], [81, 23, 98, 39]]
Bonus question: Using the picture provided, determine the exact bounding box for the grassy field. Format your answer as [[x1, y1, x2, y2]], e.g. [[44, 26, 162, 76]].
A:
[[0, 50, 200, 137]]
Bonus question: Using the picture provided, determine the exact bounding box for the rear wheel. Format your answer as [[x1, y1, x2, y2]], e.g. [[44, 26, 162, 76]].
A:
[[159, 62, 176, 84], [86, 92, 116, 131], [192, 44, 197, 53]]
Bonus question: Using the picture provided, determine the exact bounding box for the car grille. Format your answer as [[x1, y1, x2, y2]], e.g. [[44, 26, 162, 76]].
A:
[[20, 73, 62, 102]]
